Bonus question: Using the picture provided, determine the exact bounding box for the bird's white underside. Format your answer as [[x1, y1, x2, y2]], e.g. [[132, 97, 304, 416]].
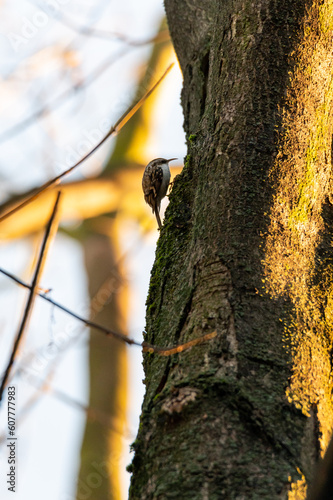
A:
[[158, 162, 171, 205]]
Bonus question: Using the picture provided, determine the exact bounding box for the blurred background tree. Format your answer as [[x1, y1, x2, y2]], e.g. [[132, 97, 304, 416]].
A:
[[0, 2, 184, 499]]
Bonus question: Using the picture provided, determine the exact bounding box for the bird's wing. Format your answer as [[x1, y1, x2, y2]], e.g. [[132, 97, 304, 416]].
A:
[[142, 164, 163, 213]]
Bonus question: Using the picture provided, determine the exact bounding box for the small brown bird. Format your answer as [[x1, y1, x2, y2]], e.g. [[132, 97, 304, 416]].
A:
[[142, 158, 177, 228]]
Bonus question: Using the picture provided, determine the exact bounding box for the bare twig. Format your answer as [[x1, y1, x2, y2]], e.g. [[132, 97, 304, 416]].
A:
[[39, 5, 170, 44], [0, 267, 217, 356], [0, 27, 170, 145], [0, 266, 139, 346], [2, 1, 110, 81], [142, 331, 217, 356], [28, 0, 170, 45], [0, 63, 174, 223], [69, 28, 170, 45], [0, 192, 62, 403], [0, 365, 134, 446], [0, 50, 122, 143], [50, 384, 133, 436]]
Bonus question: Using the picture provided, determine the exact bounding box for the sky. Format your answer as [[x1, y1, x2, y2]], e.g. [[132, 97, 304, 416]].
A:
[[0, 1, 186, 499]]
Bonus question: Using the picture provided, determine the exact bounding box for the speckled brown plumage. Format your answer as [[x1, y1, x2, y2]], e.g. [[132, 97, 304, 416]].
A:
[[142, 162, 163, 213], [142, 158, 176, 229]]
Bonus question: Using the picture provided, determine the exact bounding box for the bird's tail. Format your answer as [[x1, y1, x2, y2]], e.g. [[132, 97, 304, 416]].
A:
[[155, 209, 162, 229]]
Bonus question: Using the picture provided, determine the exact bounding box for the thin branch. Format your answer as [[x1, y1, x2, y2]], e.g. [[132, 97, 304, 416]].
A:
[[39, 4, 170, 44], [0, 192, 62, 403], [2, 1, 109, 81], [142, 331, 217, 356], [50, 384, 133, 436], [0, 267, 139, 346], [69, 28, 170, 45], [0, 47, 128, 144], [0, 267, 217, 356], [0, 27, 169, 145], [0, 63, 174, 223], [0, 365, 134, 446], [28, 0, 170, 45]]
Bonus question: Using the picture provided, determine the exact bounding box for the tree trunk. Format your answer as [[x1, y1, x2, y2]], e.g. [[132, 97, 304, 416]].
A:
[[77, 230, 128, 500], [129, 1, 333, 498]]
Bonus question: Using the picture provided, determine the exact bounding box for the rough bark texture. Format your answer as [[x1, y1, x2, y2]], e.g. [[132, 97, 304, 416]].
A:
[[129, 1, 333, 498]]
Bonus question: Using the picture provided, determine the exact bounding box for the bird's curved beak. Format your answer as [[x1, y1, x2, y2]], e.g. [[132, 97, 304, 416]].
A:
[[167, 158, 177, 163]]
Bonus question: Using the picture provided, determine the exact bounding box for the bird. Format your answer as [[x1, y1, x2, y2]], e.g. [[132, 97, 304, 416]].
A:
[[142, 158, 177, 229]]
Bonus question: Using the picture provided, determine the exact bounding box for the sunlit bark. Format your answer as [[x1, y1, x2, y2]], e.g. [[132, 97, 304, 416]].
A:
[[129, 1, 333, 498]]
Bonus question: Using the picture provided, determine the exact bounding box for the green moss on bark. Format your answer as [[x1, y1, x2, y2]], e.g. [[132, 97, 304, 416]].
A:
[[129, 1, 332, 499]]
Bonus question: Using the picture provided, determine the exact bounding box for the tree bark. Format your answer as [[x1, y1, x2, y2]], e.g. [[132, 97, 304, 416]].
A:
[[129, 1, 333, 498]]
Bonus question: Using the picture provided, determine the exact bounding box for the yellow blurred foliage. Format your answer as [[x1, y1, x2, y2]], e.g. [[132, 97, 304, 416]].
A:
[[0, 165, 182, 240]]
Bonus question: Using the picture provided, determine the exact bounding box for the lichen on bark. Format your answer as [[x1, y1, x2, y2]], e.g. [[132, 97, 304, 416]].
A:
[[129, 1, 333, 498]]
